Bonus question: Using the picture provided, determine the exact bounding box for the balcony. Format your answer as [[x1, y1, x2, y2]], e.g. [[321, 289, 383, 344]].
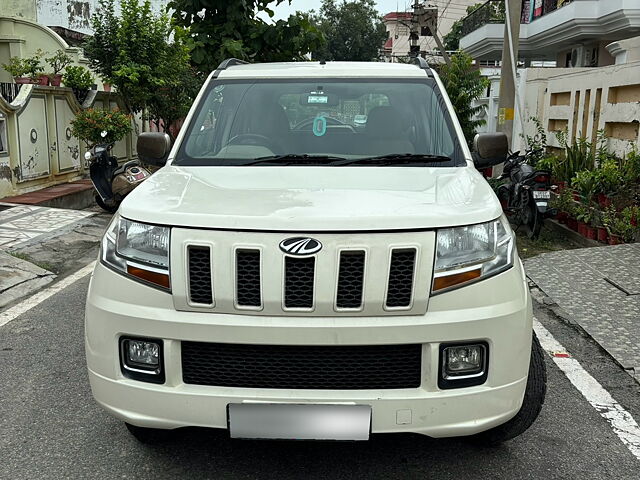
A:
[[460, 0, 640, 61], [460, 1, 506, 38]]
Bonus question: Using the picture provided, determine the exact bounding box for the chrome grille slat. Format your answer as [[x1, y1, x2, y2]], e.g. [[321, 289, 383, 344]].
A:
[[176, 231, 432, 316]]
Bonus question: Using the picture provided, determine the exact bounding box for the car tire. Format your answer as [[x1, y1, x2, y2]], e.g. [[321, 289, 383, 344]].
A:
[[125, 423, 174, 444], [470, 334, 547, 446]]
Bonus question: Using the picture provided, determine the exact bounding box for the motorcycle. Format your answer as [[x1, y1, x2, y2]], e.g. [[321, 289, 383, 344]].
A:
[[86, 130, 152, 213], [496, 148, 557, 239]]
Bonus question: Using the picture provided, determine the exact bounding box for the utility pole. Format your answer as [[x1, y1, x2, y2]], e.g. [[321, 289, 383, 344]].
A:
[[497, 0, 522, 149], [411, 1, 451, 66]]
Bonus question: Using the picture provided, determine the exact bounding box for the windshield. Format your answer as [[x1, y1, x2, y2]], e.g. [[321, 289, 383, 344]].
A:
[[174, 79, 464, 167]]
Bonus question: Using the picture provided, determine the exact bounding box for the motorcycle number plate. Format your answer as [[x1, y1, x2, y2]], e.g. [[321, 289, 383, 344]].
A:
[[533, 191, 551, 199]]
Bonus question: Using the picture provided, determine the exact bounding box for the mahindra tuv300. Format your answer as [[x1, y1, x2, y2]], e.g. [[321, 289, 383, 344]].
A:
[[85, 59, 546, 445]]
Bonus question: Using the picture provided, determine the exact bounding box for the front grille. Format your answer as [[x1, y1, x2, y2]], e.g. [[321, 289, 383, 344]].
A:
[[236, 249, 261, 307], [336, 251, 365, 308], [284, 257, 315, 308], [188, 246, 213, 304], [181, 342, 422, 389], [386, 249, 416, 308]]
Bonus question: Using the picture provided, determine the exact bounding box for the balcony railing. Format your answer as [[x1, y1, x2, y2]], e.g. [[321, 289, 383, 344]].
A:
[[0, 83, 22, 104], [461, 0, 506, 37], [461, 0, 575, 37]]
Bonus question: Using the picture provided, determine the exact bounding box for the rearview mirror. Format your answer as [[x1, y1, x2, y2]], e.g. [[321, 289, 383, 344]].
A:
[[472, 133, 508, 169], [137, 132, 171, 166]]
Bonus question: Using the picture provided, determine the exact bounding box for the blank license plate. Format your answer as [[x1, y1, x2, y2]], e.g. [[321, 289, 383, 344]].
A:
[[533, 190, 551, 199], [228, 403, 371, 440]]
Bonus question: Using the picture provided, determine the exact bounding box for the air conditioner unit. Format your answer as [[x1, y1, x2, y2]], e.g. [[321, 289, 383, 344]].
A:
[[570, 46, 585, 67], [570, 46, 599, 67]]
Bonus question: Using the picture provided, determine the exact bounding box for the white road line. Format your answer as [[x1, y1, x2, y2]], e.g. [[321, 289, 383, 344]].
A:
[[534, 318, 640, 461], [0, 261, 95, 329]]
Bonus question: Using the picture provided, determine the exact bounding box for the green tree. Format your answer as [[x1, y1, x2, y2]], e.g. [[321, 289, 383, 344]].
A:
[[311, 0, 388, 62], [437, 51, 489, 146], [83, 0, 200, 135], [168, 0, 324, 73]]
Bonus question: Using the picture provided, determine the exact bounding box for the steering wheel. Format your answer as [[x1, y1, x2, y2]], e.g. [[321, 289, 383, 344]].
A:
[[227, 133, 282, 153]]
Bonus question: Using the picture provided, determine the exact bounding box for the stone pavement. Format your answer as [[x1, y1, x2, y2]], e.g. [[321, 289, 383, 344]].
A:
[[525, 243, 640, 381], [0, 202, 93, 249], [0, 202, 107, 308]]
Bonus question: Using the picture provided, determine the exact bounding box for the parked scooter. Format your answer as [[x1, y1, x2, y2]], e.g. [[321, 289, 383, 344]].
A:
[[496, 149, 557, 239], [86, 130, 152, 213]]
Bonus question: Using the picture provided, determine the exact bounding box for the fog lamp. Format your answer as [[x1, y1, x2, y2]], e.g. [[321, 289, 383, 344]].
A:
[[126, 339, 159, 367], [439, 342, 488, 389], [120, 337, 165, 383]]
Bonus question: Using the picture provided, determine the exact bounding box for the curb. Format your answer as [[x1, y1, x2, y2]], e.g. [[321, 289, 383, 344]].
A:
[[528, 280, 640, 386], [0, 251, 56, 309], [543, 218, 602, 248]]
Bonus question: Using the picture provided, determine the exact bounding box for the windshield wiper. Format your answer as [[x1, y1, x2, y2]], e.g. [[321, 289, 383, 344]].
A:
[[330, 154, 453, 166], [243, 154, 348, 166]]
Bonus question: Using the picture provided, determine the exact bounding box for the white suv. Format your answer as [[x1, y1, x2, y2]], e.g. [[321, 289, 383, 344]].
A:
[[85, 59, 546, 445]]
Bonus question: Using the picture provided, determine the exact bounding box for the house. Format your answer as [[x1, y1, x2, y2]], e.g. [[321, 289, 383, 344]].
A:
[[460, 0, 640, 67], [458, 0, 640, 155], [382, 1, 478, 62]]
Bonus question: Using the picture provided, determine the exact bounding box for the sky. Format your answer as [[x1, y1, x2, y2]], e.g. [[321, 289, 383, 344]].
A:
[[262, 1, 419, 20]]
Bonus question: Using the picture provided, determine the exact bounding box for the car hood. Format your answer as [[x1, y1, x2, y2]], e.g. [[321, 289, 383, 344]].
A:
[[120, 165, 502, 231]]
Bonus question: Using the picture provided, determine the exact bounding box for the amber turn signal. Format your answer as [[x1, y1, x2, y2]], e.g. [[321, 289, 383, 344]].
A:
[[127, 265, 170, 289], [433, 268, 482, 292]]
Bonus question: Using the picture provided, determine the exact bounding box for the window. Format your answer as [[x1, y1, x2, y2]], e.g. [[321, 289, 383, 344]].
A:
[[178, 79, 462, 167]]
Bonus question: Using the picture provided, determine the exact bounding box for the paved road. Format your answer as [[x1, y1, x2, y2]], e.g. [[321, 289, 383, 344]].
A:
[[1, 272, 639, 479]]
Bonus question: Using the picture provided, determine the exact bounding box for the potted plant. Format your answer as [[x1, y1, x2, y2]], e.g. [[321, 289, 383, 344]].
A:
[[1, 55, 44, 84], [592, 209, 608, 242], [572, 170, 598, 204], [70, 108, 132, 146], [63, 65, 95, 103], [551, 188, 572, 224], [575, 204, 589, 237], [585, 212, 597, 240], [595, 159, 622, 208], [565, 200, 579, 231], [45, 50, 73, 86]]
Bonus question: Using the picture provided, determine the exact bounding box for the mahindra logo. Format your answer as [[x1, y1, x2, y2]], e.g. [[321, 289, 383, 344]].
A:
[[279, 237, 322, 256]]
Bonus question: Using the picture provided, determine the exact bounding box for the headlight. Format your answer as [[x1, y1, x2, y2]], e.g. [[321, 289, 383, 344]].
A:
[[101, 215, 171, 290], [431, 216, 514, 294]]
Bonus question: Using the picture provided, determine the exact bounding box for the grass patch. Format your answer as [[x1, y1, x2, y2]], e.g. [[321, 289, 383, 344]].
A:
[[7, 251, 57, 273]]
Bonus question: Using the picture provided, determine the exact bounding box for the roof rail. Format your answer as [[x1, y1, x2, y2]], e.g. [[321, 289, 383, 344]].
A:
[[217, 58, 249, 70], [412, 56, 432, 76]]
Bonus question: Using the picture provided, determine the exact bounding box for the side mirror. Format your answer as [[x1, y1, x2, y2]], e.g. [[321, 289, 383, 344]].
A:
[[137, 132, 171, 166], [472, 132, 508, 169]]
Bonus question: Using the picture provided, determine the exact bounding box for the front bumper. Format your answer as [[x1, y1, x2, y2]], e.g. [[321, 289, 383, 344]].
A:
[[85, 260, 532, 438]]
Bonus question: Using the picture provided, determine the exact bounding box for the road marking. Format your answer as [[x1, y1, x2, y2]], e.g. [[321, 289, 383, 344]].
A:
[[534, 319, 640, 460], [0, 261, 95, 329]]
